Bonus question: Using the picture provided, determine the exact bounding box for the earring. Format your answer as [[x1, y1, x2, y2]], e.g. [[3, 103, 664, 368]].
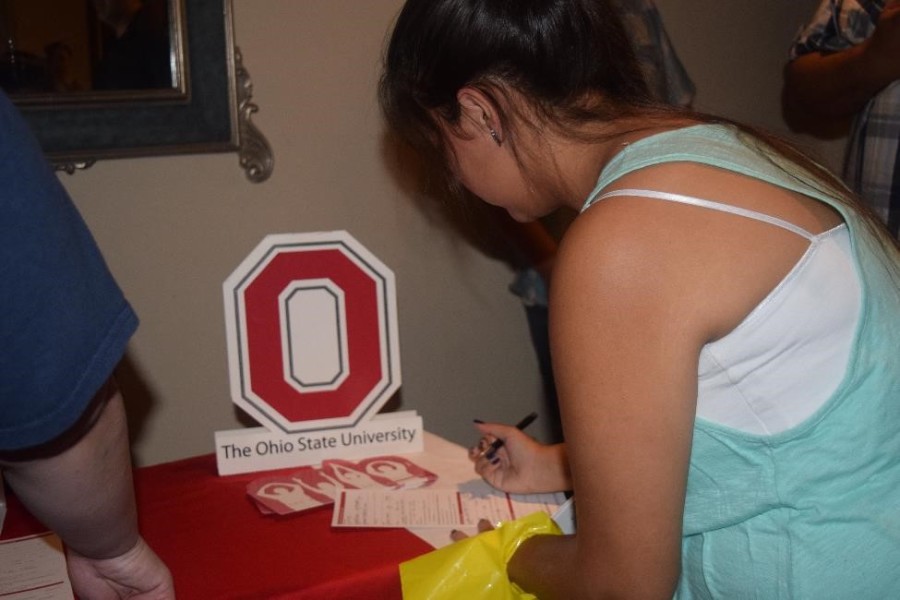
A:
[[489, 128, 502, 147]]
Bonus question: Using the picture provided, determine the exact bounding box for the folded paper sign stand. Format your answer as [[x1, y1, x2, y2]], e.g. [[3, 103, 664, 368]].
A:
[[215, 231, 422, 475]]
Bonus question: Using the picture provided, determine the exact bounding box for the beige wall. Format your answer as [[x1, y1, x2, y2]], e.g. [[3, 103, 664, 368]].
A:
[[60, 0, 839, 466], [656, 0, 844, 170]]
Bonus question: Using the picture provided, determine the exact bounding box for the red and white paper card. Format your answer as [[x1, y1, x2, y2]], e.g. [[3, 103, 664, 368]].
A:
[[247, 455, 438, 516], [349, 456, 439, 490]]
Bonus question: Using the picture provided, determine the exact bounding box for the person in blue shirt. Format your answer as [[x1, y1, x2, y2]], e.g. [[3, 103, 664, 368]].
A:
[[0, 90, 173, 599]]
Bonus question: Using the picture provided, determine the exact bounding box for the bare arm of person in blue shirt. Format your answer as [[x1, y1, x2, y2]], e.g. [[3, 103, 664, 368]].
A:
[[0, 377, 174, 600]]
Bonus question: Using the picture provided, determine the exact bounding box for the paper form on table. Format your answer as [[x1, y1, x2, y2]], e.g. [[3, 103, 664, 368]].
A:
[[0, 532, 73, 599], [331, 487, 565, 528]]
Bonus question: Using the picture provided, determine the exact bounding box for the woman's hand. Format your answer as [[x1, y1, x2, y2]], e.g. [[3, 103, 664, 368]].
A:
[[469, 422, 571, 494], [450, 518, 496, 542]]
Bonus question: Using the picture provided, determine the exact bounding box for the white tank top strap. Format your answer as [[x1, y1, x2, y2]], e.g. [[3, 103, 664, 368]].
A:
[[592, 188, 817, 241]]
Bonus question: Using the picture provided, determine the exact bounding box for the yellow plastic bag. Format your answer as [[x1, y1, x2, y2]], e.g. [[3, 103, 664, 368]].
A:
[[399, 511, 562, 600]]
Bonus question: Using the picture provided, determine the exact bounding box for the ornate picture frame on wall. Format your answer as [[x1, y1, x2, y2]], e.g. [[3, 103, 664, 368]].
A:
[[1, 0, 273, 182]]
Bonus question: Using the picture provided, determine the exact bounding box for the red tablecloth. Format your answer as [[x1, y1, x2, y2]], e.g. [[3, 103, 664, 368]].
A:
[[3, 453, 435, 599]]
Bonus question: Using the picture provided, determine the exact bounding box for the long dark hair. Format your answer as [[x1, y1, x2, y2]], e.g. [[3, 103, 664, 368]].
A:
[[379, 0, 900, 255], [380, 0, 652, 194]]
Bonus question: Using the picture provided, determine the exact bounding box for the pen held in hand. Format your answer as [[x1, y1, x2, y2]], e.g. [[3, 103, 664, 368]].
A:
[[482, 411, 538, 461]]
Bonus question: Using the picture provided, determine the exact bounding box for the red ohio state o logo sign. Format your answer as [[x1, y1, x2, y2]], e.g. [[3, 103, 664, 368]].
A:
[[223, 232, 401, 433]]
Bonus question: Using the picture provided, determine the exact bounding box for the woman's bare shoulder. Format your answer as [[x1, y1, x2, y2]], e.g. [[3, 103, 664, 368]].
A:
[[557, 162, 821, 343]]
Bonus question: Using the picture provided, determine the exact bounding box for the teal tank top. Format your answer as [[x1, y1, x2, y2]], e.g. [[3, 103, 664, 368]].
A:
[[587, 124, 900, 599]]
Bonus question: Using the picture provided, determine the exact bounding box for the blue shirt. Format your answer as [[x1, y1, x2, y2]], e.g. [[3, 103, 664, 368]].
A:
[[0, 91, 138, 451]]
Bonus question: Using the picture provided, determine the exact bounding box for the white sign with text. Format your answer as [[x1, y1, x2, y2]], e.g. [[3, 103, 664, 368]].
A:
[[215, 411, 423, 475], [216, 232, 412, 476]]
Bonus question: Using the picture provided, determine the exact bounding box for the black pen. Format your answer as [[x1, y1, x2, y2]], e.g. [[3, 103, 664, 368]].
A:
[[483, 411, 538, 461]]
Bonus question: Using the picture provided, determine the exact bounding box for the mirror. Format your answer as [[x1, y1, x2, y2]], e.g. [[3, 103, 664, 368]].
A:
[[0, 0, 273, 182], [0, 0, 182, 96]]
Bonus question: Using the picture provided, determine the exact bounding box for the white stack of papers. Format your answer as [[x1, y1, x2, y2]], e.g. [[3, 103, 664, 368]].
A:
[[0, 533, 73, 599]]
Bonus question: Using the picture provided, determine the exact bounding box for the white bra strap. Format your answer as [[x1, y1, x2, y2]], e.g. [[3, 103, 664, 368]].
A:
[[592, 189, 816, 241]]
